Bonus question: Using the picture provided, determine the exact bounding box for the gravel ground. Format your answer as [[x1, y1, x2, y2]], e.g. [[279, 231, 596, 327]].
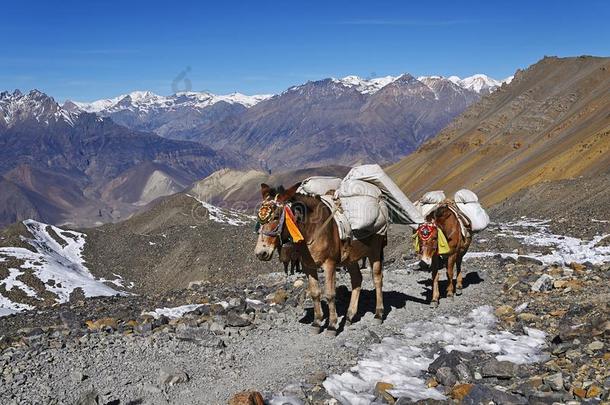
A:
[[0, 219, 608, 404]]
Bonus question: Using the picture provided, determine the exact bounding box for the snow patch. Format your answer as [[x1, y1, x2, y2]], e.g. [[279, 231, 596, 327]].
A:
[[0, 220, 124, 317], [189, 195, 254, 226], [143, 304, 203, 320], [323, 306, 546, 404], [467, 218, 610, 265]]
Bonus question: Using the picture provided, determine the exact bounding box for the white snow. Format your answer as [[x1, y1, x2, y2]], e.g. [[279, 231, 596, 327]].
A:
[[143, 304, 203, 320], [334, 75, 402, 94], [0, 220, 124, 317], [73, 90, 272, 113], [188, 195, 254, 226], [467, 218, 610, 265], [323, 306, 546, 404]]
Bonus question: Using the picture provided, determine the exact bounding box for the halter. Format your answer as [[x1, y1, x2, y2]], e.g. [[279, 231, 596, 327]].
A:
[[257, 197, 304, 243], [417, 222, 436, 241]]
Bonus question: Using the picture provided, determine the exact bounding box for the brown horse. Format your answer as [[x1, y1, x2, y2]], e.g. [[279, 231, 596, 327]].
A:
[[415, 202, 472, 307], [254, 183, 387, 335], [279, 243, 301, 275]]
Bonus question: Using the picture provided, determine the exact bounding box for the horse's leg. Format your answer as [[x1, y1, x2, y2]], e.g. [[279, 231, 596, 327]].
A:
[[290, 260, 296, 275], [346, 262, 362, 324], [456, 254, 464, 296], [305, 267, 323, 334], [431, 259, 440, 308], [370, 253, 384, 323], [322, 259, 338, 335], [283, 261, 289, 275], [446, 254, 456, 299]]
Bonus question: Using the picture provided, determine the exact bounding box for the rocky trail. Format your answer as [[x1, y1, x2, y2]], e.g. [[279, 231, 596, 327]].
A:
[[0, 219, 608, 405]]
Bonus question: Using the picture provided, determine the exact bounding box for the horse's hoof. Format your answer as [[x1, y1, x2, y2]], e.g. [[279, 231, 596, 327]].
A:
[[345, 317, 353, 326], [373, 316, 383, 325], [310, 325, 322, 335], [325, 327, 337, 337], [448, 294, 454, 300], [456, 289, 463, 296], [430, 301, 439, 308]]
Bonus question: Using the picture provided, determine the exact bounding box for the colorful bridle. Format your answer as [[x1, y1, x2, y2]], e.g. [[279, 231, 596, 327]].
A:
[[417, 222, 437, 241], [257, 198, 303, 243]]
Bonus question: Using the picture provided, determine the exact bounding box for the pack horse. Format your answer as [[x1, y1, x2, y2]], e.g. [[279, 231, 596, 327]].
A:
[[254, 183, 387, 335]]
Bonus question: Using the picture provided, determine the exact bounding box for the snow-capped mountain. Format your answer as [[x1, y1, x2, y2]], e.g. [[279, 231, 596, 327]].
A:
[[67, 91, 272, 139], [73, 90, 272, 113], [0, 89, 78, 127], [334, 73, 510, 95]]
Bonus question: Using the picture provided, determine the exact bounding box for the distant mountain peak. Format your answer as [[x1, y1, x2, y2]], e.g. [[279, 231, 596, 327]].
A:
[[0, 88, 77, 127]]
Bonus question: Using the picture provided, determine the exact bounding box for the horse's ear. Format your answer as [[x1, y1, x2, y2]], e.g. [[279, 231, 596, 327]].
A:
[[261, 183, 272, 199], [278, 182, 301, 202]]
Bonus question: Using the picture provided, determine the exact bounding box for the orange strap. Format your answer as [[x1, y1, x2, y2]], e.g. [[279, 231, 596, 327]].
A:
[[284, 206, 304, 243]]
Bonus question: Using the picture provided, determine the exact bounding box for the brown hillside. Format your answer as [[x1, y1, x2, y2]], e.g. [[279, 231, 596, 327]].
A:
[[387, 56, 610, 205]]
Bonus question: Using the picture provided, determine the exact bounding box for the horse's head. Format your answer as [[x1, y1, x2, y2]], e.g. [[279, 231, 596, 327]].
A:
[[254, 182, 300, 261], [416, 221, 438, 269]]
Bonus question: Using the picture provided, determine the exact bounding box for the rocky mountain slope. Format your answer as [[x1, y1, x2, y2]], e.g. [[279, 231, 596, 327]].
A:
[[0, 90, 234, 228], [387, 56, 610, 205]]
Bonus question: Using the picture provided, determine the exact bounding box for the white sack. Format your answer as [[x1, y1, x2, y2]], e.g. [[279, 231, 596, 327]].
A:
[[336, 179, 382, 199], [342, 164, 424, 229], [339, 195, 382, 231], [454, 189, 479, 204], [297, 176, 342, 196], [416, 202, 439, 218], [420, 190, 446, 204], [454, 189, 489, 232]]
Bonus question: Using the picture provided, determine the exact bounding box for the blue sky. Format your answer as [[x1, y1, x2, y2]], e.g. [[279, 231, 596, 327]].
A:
[[1, 0, 608, 101]]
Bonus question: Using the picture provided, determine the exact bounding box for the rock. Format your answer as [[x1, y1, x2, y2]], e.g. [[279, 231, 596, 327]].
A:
[[450, 383, 474, 401], [553, 280, 569, 289], [158, 368, 189, 386], [586, 341, 603, 351], [436, 367, 457, 387], [226, 311, 251, 327], [494, 305, 514, 318], [462, 384, 526, 405], [374, 381, 396, 404], [517, 312, 539, 323], [75, 389, 99, 405], [85, 317, 118, 332], [569, 262, 586, 272], [426, 377, 438, 388], [518, 256, 544, 266], [228, 390, 265, 405], [293, 279, 305, 288], [586, 385, 602, 398], [271, 289, 289, 305], [143, 383, 163, 395], [573, 387, 587, 398], [544, 372, 564, 391], [481, 359, 516, 379], [428, 350, 472, 374], [531, 274, 553, 292], [454, 363, 472, 382]]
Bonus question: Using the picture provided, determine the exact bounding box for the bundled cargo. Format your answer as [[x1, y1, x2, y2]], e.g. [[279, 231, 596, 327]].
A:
[[297, 176, 342, 196], [454, 189, 490, 232], [415, 190, 446, 218], [341, 164, 424, 229], [335, 179, 388, 234]]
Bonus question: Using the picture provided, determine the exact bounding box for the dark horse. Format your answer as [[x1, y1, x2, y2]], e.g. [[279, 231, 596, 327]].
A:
[[254, 183, 387, 335], [415, 202, 472, 307]]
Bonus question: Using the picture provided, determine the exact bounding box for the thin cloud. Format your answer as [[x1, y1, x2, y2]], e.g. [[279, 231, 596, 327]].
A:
[[333, 19, 478, 26]]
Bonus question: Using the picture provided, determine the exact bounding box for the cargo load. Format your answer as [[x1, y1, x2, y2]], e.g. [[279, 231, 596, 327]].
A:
[[415, 190, 446, 218], [297, 176, 342, 196], [454, 189, 490, 232]]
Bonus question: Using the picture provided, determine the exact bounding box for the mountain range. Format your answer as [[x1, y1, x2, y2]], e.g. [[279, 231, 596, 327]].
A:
[[69, 73, 510, 170], [0, 72, 509, 227], [0, 90, 232, 227]]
